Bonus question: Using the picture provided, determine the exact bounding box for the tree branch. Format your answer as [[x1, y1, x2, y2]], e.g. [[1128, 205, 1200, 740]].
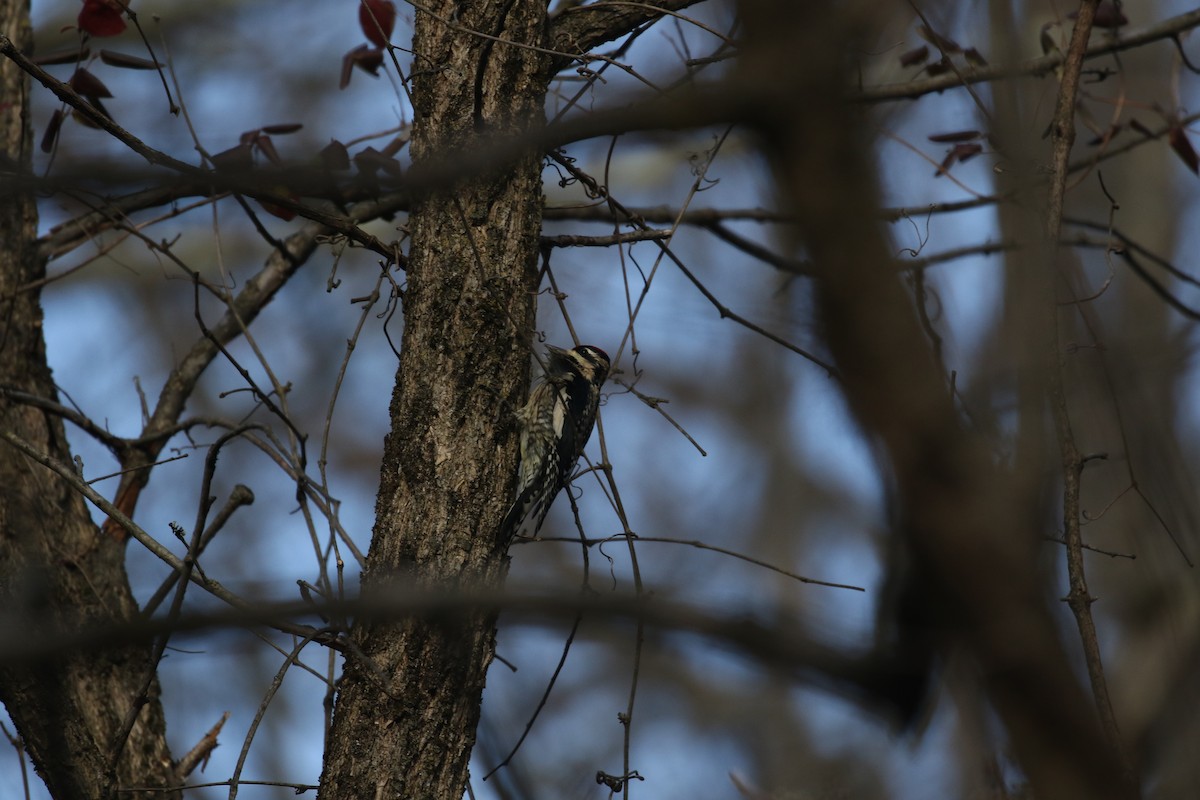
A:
[[854, 7, 1200, 103]]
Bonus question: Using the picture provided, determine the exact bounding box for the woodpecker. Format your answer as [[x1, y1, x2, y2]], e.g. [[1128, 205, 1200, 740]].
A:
[[499, 344, 610, 546]]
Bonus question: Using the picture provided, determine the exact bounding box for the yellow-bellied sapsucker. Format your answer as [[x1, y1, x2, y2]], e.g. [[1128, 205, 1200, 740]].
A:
[[499, 344, 610, 546]]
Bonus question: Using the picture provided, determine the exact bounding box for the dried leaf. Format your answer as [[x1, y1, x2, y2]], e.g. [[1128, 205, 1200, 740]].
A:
[[924, 57, 951, 77], [69, 68, 113, 99], [1073, 2, 1127, 30], [100, 50, 160, 69], [254, 135, 283, 166], [380, 133, 409, 157], [927, 130, 981, 143], [917, 25, 961, 54], [34, 47, 90, 66], [354, 46, 384, 77], [211, 143, 254, 172], [354, 146, 402, 176], [1040, 22, 1061, 56], [934, 143, 983, 176], [71, 102, 109, 128], [262, 123, 303, 135], [964, 48, 987, 66], [899, 46, 928, 67], [258, 194, 299, 221], [1087, 124, 1122, 146], [953, 142, 983, 163], [41, 109, 65, 153], [1169, 126, 1199, 174], [359, 0, 397, 48], [340, 44, 383, 89], [1129, 118, 1154, 137], [318, 140, 351, 170]]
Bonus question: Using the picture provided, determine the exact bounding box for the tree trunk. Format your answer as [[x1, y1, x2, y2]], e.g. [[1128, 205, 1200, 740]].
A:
[[317, 1, 548, 796], [0, 2, 178, 798]]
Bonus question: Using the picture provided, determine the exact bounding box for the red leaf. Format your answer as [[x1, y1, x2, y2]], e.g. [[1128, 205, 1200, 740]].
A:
[[899, 45, 928, 67], [78, 0, 127, 37], [1169, 126, 1199, 175], [359, 0, 396, 48]]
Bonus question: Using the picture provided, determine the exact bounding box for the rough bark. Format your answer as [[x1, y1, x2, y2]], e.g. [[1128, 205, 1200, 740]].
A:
[[0, 2, 178, 798], [316, 1, 548, 797]]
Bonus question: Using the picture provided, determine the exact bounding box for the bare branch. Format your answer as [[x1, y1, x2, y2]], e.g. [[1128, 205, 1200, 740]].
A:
[[854, 7, 1200, 103]]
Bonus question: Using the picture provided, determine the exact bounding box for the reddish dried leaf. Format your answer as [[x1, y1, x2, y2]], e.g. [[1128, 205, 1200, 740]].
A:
[[262, 123, 303, 135], [964, 47, 987, 66], [1169, 126, 1199, 174], [1087, 124, 1122, 146], [899, 45, 928, 67], [100, 49, 160, 69], [255, 135, 283, 166], [34, 47, 90, 66], [78, 0, 127, 37], [359, 0, 396, 48], [41, 109, 65, 153], [354, 146, 401, 176], [927, 130, 981, 143], [71, 102, 109, 128], [354, 46, 384, 76], [917, 24, 961, 53], [924, 57, 951, 77], [934, 143, 983, 176], [380, 133, 409, 157], [953, 142, 983, 163], [935, 151, 957, 176], [319, 140, 351, 170], [1040, 22, 1061, 56], [259, 195, 299, 221], [1129, 118, 1154, 137], [211, 143, 254, 172], [1073, 2, 1127, 29], [69, 68, 113, 99], [340, 44, 383, 89]]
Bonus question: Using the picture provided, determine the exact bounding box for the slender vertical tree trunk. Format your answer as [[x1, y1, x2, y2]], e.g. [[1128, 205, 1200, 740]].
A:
[[0, 2, 178, 798], [318, 1, 548, 796]]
